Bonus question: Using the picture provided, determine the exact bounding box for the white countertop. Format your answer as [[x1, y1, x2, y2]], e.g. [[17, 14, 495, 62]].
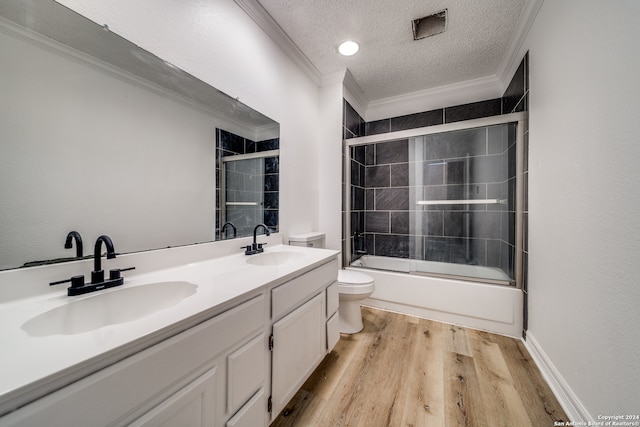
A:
[[0, 244, 339, 415]]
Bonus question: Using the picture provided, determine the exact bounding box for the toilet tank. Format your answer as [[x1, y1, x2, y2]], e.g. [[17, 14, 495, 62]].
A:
[[288, 232, 326, 249]]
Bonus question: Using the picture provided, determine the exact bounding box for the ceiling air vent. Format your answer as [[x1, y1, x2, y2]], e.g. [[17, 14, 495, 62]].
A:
[[412, 9, 447, 40]]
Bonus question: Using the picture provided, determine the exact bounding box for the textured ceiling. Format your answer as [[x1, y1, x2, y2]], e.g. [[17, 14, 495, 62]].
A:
[[257, 0, 526, 102]]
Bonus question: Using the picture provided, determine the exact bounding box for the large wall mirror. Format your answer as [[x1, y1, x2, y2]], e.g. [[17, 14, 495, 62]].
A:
[[0, 0, 279, 271]]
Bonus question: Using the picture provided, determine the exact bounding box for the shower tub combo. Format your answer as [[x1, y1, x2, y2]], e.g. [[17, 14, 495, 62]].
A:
[[345, 113, 526, 337]]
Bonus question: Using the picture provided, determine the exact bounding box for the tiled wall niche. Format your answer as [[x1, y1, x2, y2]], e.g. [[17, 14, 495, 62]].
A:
[[215, 129, 279, 239], [343, 53, 529, 293]]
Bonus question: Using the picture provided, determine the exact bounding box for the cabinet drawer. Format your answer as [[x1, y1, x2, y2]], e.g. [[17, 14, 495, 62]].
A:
[[271, 258, 337, 319], [326, 281, 339, 316], [227, 333, 265, 415], [326, 311, 340, 351]]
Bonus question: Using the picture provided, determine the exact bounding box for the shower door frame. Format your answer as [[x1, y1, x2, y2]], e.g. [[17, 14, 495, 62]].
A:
[[344, 112, 527, 289]]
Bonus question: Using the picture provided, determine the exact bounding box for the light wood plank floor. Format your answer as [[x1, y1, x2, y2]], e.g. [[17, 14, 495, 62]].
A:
[[271, 306, 567, 427]]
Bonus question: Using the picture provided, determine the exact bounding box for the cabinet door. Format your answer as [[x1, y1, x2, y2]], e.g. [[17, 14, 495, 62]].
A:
[[271, 293, 325, 416], [130, 368, 216, 427], [227, 333, 265, 415]]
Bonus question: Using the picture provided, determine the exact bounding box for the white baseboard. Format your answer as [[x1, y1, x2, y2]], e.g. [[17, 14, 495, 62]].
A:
[[523, 332, 592, 422]]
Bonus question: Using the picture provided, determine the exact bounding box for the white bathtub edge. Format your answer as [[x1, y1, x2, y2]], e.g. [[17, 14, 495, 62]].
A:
[[350, 267, 523, 338]]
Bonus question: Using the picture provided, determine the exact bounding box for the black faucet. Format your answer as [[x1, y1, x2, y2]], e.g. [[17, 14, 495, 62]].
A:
[[64, 231, 83, 258], [50, 234, 135, 296], [221, 222, 237, 239], [243, 223, 271, 255], [92, 235, 116, 284]]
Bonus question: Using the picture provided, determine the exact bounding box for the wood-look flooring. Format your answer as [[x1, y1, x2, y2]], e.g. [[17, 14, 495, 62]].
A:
[[271, 306, 567, 427]]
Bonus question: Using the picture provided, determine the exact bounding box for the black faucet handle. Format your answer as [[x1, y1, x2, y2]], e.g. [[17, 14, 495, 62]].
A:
[[50, 275, 85, 288], [256, 242, 268, 252], [91, 269, 105, 284], [242, 245, 257, 255], [109, 266, 136, 280]]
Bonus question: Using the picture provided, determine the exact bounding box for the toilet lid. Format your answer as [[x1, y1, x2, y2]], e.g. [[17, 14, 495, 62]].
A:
[[338, 270, 374, 285]]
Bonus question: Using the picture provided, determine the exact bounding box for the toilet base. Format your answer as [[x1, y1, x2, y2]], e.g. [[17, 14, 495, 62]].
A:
[[339, 300, 364, 334]]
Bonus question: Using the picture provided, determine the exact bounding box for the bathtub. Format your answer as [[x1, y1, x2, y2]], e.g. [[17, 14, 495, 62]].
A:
[[350, 255, 513, 284], [348, 255, 523, 337]]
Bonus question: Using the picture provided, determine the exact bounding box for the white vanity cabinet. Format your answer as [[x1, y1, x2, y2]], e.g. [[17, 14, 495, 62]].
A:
[[0, 248, 341, 427], [269, 258, 338, 418], [0, 294, 267, 427]]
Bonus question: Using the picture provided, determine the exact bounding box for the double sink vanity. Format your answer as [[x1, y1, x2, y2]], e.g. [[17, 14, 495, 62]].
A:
[[0, 234, 340, 426]]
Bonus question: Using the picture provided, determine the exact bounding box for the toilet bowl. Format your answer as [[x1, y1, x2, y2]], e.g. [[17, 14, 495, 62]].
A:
[[288, 232, 375, 334], [337, 270, 375, 334]]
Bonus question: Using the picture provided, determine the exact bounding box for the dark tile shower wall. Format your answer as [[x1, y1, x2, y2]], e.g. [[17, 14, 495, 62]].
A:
[[360, 97, 504, 138], [354, 126, 516, 274], [215, 129, 279, 239], [342, 52, 529, 287]]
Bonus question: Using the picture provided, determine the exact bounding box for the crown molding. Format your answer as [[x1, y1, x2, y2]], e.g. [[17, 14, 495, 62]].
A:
[[497, 0, 544, 92], [233, 0, 322, 86], [341, 69, 368, 117], [320, 69, 346, 87], [365, 75, 502, 122]]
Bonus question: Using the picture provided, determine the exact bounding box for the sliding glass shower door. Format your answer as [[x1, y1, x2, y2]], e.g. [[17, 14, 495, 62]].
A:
[[347, 114, 524, 286], [409, 123, 516, 283]]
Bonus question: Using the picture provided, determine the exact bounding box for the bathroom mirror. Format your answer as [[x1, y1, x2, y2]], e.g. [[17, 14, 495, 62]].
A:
[[0, 0, 280, 270]]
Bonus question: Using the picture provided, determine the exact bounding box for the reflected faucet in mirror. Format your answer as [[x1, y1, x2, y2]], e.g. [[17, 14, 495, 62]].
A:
[[64, 231, 83, 258], [221, 222, 237, 239]]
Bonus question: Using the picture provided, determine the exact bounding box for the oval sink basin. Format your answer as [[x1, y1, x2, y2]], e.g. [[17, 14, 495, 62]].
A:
[[22, 281, 198, 337], [246, 251, 304, 266]]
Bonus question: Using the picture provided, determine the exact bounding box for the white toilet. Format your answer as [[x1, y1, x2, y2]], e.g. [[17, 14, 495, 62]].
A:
[[288, 232, 375, 334]]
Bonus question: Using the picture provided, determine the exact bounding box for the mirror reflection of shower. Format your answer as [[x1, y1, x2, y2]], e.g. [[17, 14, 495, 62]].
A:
[[216, 129, 279, 240]]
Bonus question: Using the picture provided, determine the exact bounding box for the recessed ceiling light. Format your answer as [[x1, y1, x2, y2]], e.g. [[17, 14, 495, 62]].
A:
[[338, 40, 359, 56]]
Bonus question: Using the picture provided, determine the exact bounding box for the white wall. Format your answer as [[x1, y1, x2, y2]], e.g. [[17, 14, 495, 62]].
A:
[[55, 0, 323, 242], [319, 72, 346, 253], [522, 0, 640, 419]]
